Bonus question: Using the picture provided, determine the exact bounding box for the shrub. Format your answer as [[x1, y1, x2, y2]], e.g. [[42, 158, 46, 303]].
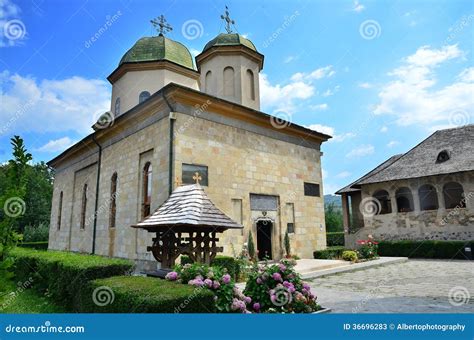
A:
[[22, 223, 49, 242], [313, 246, 346, 259], [18, 241, 48, 250], [342, 250, 358, 262], [284, 231, 291, 257], [357, 236, 379, 259], [244, 258, 320, 313], [326, 232, 345, 247], [179, 255, 240, 280], [10, 248, 134, 310], [248, 231, 256, 261], [378, 240, 474, 259], [78, 276, 215, 313]]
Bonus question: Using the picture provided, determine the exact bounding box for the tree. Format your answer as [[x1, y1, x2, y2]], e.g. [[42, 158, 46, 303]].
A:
[[325, 202, 343, 232], [284, 230, 291, 257], [247, 230, 256, 261]]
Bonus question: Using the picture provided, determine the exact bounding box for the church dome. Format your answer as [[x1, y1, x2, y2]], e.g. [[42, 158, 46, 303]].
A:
[[119, 35, 195, 70], [202, 33, 257, 52]]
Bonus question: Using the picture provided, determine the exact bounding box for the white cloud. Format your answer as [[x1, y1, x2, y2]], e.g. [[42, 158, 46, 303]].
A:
[[380, 126, 388, 133], [322, 85, 340, 97], [336, 171, 351, 178], [189, 48, 200, 57], [291, 65, 335, 82], [306, 124, 334, 136], [459, 67, 474, 82], [387, 140, 399, 148], [36, 137, 76, 153], [374, 45, 473, 128], [332, 132, 356, 142], [358, 82, 372, 89], [284, 55, 297, 63], [352, 0, 365, 13], [0, 0, 26, 47], [0, 71, 111, 135], [310, 103, 328, 111], [346, 144, 374, 158]]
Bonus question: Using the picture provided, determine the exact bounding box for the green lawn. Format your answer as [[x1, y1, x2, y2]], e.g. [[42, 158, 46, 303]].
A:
[[0, 276, 64, 313]]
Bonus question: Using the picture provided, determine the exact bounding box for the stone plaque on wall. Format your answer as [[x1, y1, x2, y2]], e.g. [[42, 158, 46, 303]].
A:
[[250, 194, 278, 211]]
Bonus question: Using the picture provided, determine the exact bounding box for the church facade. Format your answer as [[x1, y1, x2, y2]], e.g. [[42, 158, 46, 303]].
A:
[[47, 16, 330, 266]]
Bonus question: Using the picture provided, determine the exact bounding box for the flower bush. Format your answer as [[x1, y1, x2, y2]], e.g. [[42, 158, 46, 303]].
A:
[[243, 258, 320, 313], [357, 235, 379, 259], [167, 262, 251, 313]]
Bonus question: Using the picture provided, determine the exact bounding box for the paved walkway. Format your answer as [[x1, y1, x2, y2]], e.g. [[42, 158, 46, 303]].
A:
[[309, 259, 474, 313]]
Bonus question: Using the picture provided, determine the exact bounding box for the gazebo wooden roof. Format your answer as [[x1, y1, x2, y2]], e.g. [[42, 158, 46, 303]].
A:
[[131, 184, 242, 232], [131, 183, 242, 268]]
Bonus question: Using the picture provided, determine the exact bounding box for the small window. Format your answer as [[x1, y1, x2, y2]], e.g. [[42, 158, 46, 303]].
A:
[[142, 163, 152, 218], [419, 184, 439, 211], [205, 71, 213, 93], [304, 182, 320, 197], [246, 69, 255, 100], [57, 191, 63, 230], [286, 203, 295, 233], [373, 189, 392, 214], [139, 91, 150, 104], [80, 184, 88, 229], [114, 97, 121, 115], [443, 182, 465, 209], [436, 150, 450, 163], [223, 66, 235, 97], [182, 163, 208, 186], [109, 173, 118, 228]]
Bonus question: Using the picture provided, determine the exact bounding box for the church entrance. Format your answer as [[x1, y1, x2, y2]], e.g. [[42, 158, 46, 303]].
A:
[[256, 219, 273, 260]]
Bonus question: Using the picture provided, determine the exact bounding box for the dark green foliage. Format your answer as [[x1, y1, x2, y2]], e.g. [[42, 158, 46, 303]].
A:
[[284, 231, 291, 256], [313, 246, 347, 259], [180, 255, 240, 280], [10, 248, 133, 310], [326, 232, 345, 247], [247, 231, 256, 260], [78, 276, 216, 313], [378, 240, 474, 259], [325, 202, 343, 232], [180, 255, 193, 265], [18, 241, 49, 250], [22, 223, 49, 242]]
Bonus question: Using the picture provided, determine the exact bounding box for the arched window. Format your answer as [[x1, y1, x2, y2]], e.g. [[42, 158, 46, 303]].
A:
[[419, 184, 439, 211], [114, 97, 121, 115], [396, 187, 414, 212], [80, 184, 88, 229], [57, 191, 63, 230], [443, 182, 465, 209], [142, 162, 152, 218], [436, 150, 450, 163], [205, 71, 213, 93], [223, 66, 235, 97], [109, 173, 118, 229], [373, 189, 392, 214], [246, 69, 255, 100], [139, 91, 150, 104]]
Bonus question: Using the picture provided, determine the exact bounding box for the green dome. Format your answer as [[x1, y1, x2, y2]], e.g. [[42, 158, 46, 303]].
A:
[[203, 33, 257, 53], [119, 35, 195, 70]]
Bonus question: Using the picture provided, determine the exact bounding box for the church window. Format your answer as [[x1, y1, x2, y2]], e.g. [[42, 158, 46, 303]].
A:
[[304, 182, 320, 197], [419, 184, 439, 211], [115, 97, 121, 115], [443, 182, 465, 209], [139, 91, 150, 104], [223, 67, 235, 97], [373, 189, 392, 214], [109, 172, 118, 228], [395, 187, 414, 212], [142, 163, 152, 218], [246, 69, 255, 100], [182, 163, 208, 186], [57, 191, 63, 230], [80, 184, 88, 229], [436, 150, 450, 163], [205, 71, 213, 93]]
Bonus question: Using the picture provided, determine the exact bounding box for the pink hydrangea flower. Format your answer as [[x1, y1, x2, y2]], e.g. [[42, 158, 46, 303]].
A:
[[204, 278, 213, 288], [222, 274, 231, 284], [244, 296, 252, 304], [256, 278, 262, 284], [212, 280, 220, 289], [165, 271, 178, 281], [272, 272, 282, 281], [279, 264, 287, 272], [253, 303, 260, 311]]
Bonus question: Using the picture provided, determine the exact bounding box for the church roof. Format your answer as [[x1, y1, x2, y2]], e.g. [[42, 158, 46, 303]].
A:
[[336, 124, 474, 194], [119, 35, 195, 70], [131, 184, 243, 231], [203, 33, 257, 53]]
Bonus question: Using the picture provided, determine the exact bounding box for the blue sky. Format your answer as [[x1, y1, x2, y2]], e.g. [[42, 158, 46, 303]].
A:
[[0, 0, 472, 194]]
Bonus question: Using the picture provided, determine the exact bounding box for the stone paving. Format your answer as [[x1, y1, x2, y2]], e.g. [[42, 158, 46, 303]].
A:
[[309, 259, 474, 313]]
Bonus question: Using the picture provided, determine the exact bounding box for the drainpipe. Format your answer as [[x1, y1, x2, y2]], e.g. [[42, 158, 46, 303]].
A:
[[91, 135, 102, 255], [162, 90, 175, 195]]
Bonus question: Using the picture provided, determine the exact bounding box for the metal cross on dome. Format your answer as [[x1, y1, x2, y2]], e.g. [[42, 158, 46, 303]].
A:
[[150, 15, 173, 36], [220, 6, 235, 33], [193, 172, 202, 185]]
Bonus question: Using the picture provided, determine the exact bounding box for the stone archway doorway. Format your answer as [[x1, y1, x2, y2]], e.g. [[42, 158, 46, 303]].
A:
[[256, 219, 273, 260]]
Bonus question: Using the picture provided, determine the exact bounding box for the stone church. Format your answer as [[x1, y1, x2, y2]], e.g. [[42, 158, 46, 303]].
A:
[[47, 13, 330, 266]]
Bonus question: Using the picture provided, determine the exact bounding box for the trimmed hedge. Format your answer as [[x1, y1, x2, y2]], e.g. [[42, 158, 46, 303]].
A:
[[326, 232, 345, 247], [79, 276, 216, 313], [11, 248, 134, 310], [180, 255, 240, 280], [313, 246, 346, 259], [18, 241, 48, 250], [378, 240, 474, 259]]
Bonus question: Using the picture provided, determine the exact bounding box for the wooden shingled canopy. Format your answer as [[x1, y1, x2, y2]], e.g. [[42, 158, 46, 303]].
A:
[[132, 183, 242, 268]]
